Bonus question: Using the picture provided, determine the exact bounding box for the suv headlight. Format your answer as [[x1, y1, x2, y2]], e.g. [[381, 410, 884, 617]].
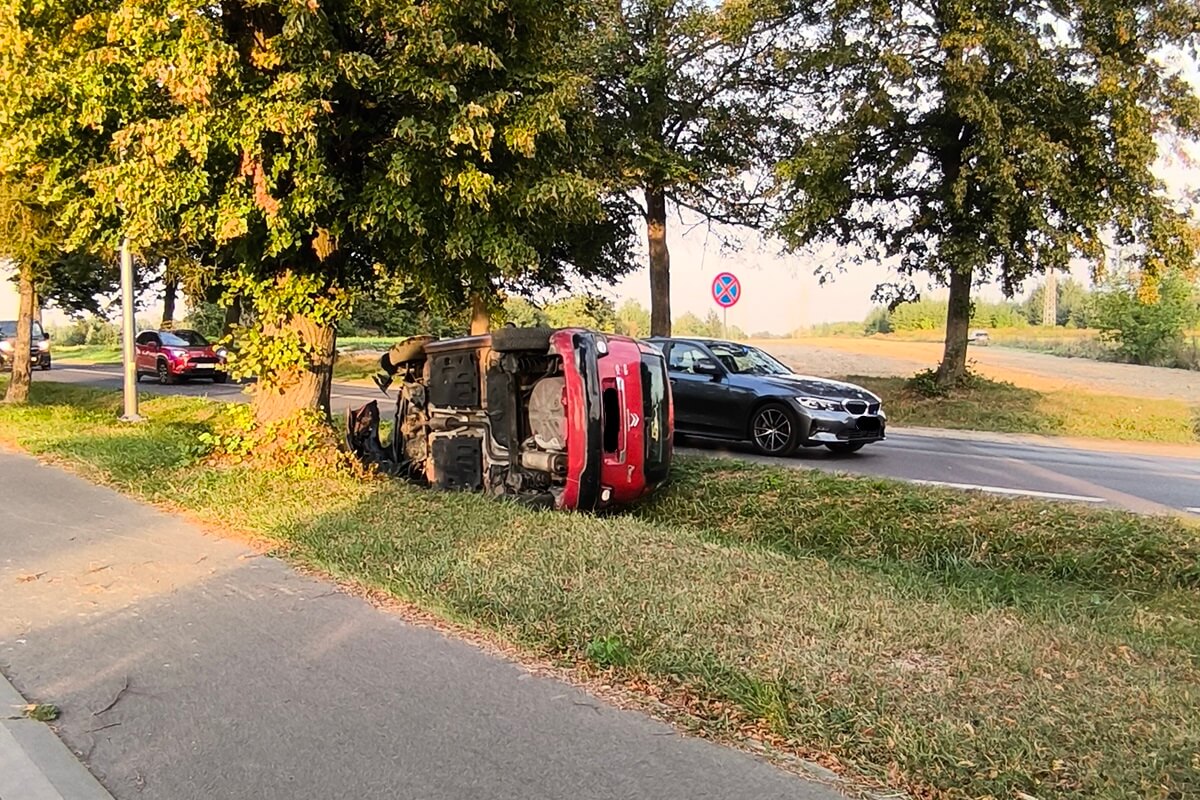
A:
[[0, 341, 12, 353], [797, 397, 839, 411], [215, 347, 228, 359]]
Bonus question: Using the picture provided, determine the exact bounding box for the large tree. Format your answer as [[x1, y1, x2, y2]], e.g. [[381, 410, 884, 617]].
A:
[[0, 177, 115, 404], [589, 0, 799, 335], [3, 0, 633, 424], [775, 0, 1200, 385]]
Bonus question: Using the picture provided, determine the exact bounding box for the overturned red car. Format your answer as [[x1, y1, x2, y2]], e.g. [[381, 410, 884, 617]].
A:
[[347, 327, 673, 511]]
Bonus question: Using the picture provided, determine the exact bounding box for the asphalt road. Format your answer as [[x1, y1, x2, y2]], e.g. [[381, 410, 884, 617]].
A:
[[0, 451, 839, 800], [40, 363, 1200, 516]]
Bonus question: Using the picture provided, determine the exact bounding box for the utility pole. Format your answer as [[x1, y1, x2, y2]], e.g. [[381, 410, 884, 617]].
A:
[[1042, 268, 1057, 327], [119, 237, 142, 422]]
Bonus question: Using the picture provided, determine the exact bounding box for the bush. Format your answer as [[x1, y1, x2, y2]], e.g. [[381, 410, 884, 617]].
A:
[[888, 299, 946, 331], [1093, 270, 1200, 365], [50, 317, 121, 346], [863, 306, 892, 334]]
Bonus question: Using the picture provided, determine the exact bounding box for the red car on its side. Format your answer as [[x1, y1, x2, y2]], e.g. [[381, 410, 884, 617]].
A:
[[347, 327, 673, 511], [135, 329, 229, 384]]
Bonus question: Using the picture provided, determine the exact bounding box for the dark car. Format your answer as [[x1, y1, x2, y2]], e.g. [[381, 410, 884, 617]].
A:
[[647, 337, 885, 456], [346, 327, 673, 511], [135, 329, 228, 384], [0, 319, 52, 371]]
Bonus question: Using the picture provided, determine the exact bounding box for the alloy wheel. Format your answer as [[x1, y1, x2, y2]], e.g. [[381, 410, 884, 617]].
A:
[[157, 361, 171, 385], [753, 407, 793, 455]]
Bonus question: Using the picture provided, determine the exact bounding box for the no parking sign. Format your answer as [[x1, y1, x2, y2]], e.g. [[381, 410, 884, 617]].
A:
[[711, 272, 741, 308]]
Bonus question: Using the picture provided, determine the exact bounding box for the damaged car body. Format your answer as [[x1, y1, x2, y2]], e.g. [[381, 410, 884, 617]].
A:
[[346, 327, 673, 511]]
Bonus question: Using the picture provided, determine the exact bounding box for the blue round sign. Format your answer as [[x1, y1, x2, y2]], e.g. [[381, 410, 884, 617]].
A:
[[711, 272, 741, 309]]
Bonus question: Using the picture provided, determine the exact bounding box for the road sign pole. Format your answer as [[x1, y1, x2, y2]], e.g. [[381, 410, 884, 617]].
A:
[[119, 236, 142, 423], [723, 307, 728, 340]]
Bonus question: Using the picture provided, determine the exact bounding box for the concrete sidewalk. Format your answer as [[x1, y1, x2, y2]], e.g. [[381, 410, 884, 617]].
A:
[[0, 451, 842, 800], [2, 672, 113, 800]]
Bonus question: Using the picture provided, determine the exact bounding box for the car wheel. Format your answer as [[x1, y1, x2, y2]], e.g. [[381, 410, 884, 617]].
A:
[[157, 360, 176, 385], [213, 372, 229, 384], [825, 442, 866, 455], [490, 326, 554, 353], [39, 357, 51, 371], [750, 403, 800, 457]]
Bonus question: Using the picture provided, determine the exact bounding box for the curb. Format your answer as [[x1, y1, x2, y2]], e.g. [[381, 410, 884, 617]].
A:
[[0, 671, 113, 800], [887, 425, 1200, 459]]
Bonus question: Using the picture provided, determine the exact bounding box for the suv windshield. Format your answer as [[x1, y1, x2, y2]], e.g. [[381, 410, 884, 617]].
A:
[[173, 330, 209, 346], [707, 343, 791, 376], [159, 332, 196, 347], [640, 352, 671, 482], [0, 321, 42, 339]]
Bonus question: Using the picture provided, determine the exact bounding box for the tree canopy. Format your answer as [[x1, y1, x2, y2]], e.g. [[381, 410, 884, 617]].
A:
[[589, 0, 800, 335], [1, 0, 636, 420], [775, 0, 1200, 385]]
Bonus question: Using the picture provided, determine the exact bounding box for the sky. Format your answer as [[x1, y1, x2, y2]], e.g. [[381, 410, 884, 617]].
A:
[[600, 217, 1095, 335]]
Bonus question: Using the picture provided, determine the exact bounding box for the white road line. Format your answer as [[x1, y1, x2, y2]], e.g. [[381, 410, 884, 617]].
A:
[[910, 479, 1107, 503], [1186, 507, 1200, 515]]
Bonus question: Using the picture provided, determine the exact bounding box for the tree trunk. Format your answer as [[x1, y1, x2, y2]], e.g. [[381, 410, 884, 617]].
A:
[[251, 313, 336, 426], [221, 295, 242, 339], [645, 186, 671, 337], [936, 265, 973, 387], [4, 265, 35, 405], [470, 293, 490, 335], [162, 274, 178, 329], [31, 289, 41, 325]]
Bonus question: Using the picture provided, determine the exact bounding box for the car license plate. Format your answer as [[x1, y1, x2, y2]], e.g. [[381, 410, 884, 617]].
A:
[[195, 363, 215, 370]]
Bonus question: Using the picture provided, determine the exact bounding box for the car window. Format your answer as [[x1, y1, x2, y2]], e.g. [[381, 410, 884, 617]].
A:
[[159, 332, 193, 347], [707, 343, 791, 376], [31, 321, 44, 339], [666, 343, 710, 374], [136, 332, 157, 346], [174, 329, 209, 346], [0, 321, 18, 337]]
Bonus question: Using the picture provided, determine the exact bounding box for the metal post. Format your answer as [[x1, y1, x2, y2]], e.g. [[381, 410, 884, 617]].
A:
[[723, 307, 728, 340], [119, 237, 142, 422]]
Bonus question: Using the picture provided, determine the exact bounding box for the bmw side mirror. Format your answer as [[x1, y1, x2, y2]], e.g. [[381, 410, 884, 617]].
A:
[[694, 358, 722, 379], [43, 332, 50, 340]]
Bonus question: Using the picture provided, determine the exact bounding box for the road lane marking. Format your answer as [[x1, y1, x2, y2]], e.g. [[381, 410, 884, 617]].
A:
[[909, 480, 1106, 503], [1187, 507, 1200, 514]]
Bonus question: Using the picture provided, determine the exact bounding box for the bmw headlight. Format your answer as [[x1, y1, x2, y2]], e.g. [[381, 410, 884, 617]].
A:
[[797, 396, 839, 411], [215, 347, 228, 359]]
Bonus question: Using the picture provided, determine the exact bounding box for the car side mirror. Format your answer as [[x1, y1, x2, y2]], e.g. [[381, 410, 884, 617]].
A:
[[694, 357, 722, 379], [42, 332, 50, 340]]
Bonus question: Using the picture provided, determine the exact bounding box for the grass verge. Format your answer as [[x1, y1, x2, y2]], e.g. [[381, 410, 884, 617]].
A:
[[52, 343, 122, 364], [848, 373, 1200, 444], [1, 381, 1198, 799]]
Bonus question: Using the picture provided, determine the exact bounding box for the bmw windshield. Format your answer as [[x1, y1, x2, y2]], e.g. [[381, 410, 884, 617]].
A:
[[707, 343, 791, 376]]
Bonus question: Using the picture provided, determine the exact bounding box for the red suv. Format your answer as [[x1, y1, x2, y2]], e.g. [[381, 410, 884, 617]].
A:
[[347, 327, 673, 511], [135, 329, 229, 384]]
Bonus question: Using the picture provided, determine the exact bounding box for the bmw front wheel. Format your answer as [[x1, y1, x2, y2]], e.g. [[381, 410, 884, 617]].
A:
[[750, 403, 800, 457]]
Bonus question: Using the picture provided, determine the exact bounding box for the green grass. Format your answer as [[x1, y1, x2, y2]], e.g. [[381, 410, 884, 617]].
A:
[[52, 343, 122, 363], [848, 373, 1200, 444], [1, 381, 1199, 799]]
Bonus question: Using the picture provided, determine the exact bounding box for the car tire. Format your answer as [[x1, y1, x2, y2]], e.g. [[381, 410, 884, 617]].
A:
[[825, 442, 866, 455], [157, 360, 176, 385], [381, 335, 436, 372], [213, 372, 229, 384], [39, 357, 51, 371], [490, 327, 554, 353], [750, 403, 801, 457]]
